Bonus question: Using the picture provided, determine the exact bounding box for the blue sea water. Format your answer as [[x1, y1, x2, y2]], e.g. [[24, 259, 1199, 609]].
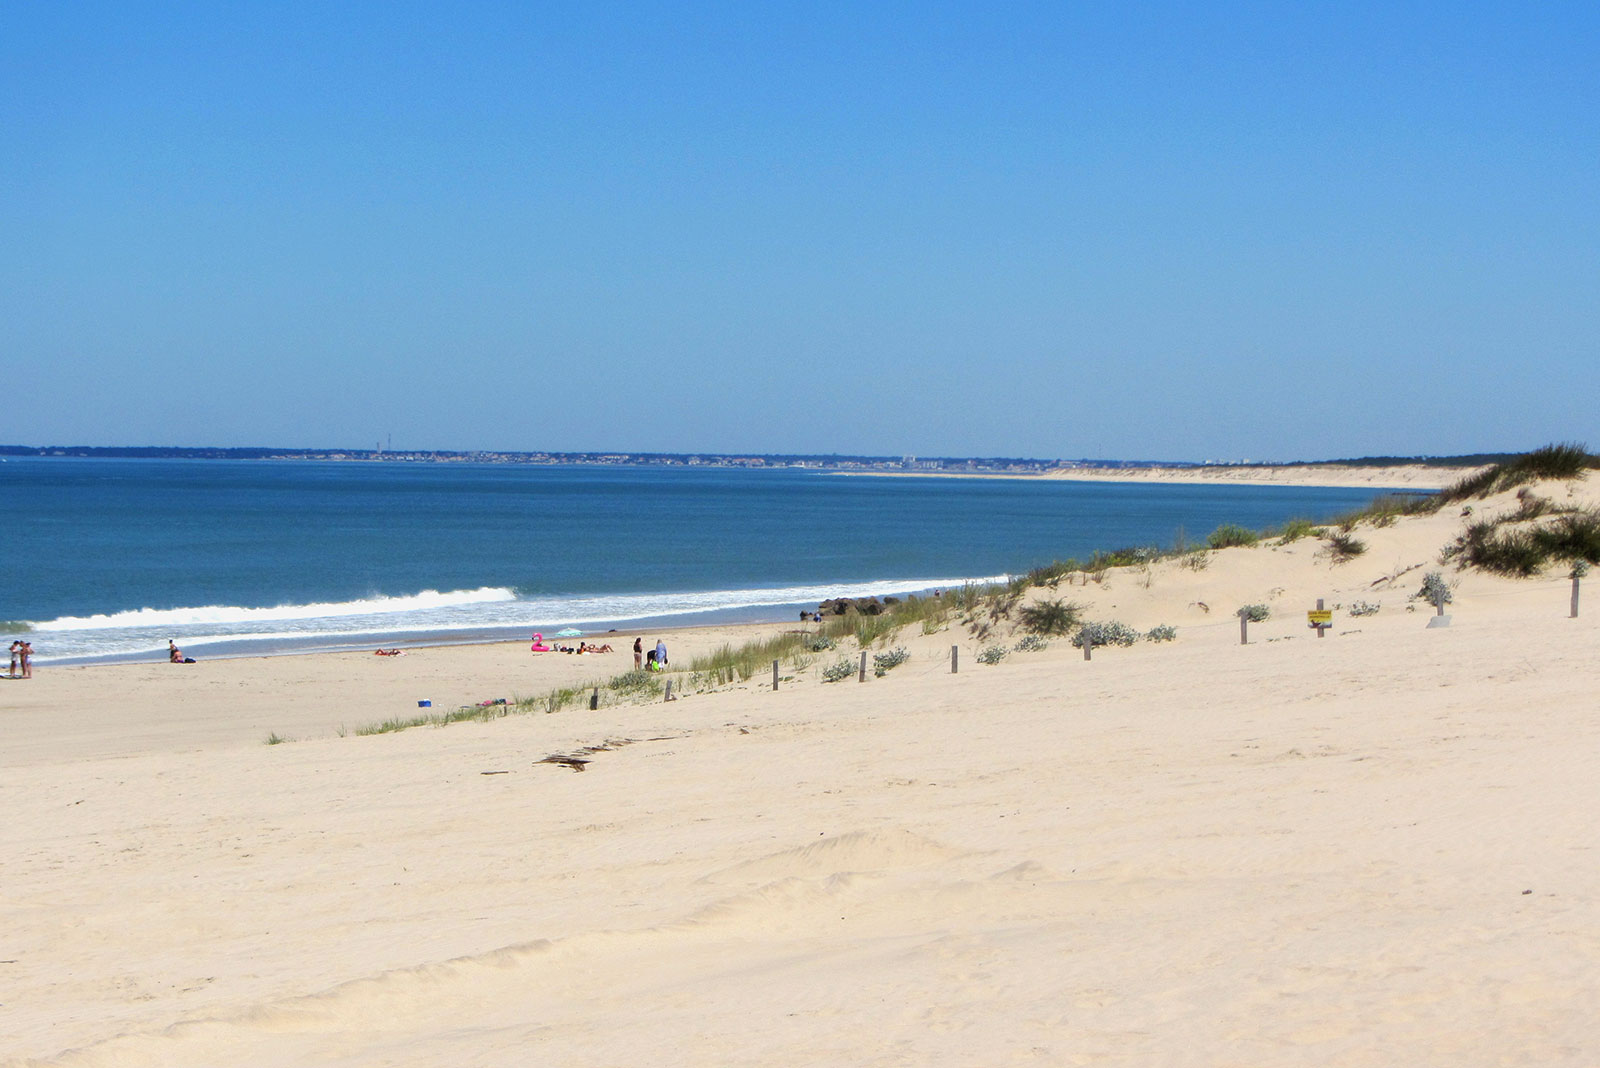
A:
[[1, 458, 1394, 664]]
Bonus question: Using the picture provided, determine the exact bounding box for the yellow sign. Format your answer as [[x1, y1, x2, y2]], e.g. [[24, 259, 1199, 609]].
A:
[[1307, 610, 1333, 624]]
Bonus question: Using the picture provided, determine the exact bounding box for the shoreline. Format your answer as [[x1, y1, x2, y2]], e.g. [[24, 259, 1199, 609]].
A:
[[838, 462, 1483, 489]]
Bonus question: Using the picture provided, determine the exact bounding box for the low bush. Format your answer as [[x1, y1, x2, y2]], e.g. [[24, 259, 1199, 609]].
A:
[[821, 658, 857, 683], [976, 645, 1008, 665], [1145, 624, 1177, 642], [872, 646, 910, 676], [1239, 603, 1271, 622], [810, 635, 837, 651], [1071, 620, 1139, 648], [1416, 572, 1453, 607], [1016, 597, 1084, 636], [1013, 634, 1050, 652], [1278, 518, 1317, 543], [1207, 523, 1260, 549], [1346, 600, 1381, 617]]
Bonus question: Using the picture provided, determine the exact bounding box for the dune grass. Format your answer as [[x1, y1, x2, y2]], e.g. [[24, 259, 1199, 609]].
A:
[[1440, 443, 1597, 502]]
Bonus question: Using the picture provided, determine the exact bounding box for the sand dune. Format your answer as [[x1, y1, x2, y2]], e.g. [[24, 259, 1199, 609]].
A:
[[5, 477, 1600, 1066]]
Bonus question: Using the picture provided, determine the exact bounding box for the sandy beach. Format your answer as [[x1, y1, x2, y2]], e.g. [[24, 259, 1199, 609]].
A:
[[850, 463, 1485, 490], [5, 474, 1599, 1066]]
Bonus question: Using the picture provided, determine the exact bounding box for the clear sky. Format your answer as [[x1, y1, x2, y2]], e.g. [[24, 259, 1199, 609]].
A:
[[4, 2, 1596, 460]]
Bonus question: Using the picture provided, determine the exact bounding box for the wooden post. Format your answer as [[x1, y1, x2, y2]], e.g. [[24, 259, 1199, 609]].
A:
[[1082, 636, 1093, 661], [858, 650, 868, 682], [589, 686, 599, 710], [664, 679, 673, 702], [1572, 575, 1581, 618], [951, 645, 959, 673], [1239, 609, 1249, 645], [1317, 598, 1326, 638], [1436, 597, 1446, 617], [772, 659, 780, 691]]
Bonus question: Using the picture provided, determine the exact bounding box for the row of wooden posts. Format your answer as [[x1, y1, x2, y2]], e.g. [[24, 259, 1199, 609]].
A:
[[583, 577, 1589, 707]]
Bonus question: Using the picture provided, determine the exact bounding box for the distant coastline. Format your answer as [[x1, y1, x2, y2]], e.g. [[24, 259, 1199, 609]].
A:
[[0, 444, 1515, 481]]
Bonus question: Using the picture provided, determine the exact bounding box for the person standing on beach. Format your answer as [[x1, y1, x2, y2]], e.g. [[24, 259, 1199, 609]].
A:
[[8, 640, 21, 678], [18, 640, 32, 679], [633, 637, 643, 670], [654, 639, 667, 669]]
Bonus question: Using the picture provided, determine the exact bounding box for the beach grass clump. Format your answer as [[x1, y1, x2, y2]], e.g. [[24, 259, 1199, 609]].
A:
[[1016, 597, 1084, 636], [689, 632, 813, 682], [821, 657, 857, 683], [1347, 600, 1381, 617], [356, 714, 434, 736], [872, 646, 910, 676], [1441, 443, 1598, 502], [1071, 620, 1139, 648], [976, 645, 1008, 665], [1024, 560, 1079, 589], [1207, 523, 1260, 550], [1455, 509, 1600, 576], [265, 732, 289, 745], [608, 669, 661, 696], [1239, 603, 1271, 623], [1277, 518, 1318, 543], [852, 611, 900, 647], [1144, 624, 1177, 642], [1324, 531, 1367, 562], [1088, 546, 1159, 570], [1013, 634, 1050, 653]]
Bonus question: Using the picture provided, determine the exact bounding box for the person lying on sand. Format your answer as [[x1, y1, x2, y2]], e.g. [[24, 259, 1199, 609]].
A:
[[373, 648, 404, 656]]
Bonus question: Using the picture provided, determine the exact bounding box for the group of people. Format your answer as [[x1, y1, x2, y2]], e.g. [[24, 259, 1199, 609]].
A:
[[168, 640, 196, 664], [7, 640, 32, 679], [634, 637, 669, 672]]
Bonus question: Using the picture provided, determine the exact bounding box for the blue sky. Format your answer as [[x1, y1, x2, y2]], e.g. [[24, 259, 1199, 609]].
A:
[[4, 1, 1596, 460]]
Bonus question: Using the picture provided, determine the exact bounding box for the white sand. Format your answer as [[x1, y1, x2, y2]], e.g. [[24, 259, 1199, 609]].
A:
[[1040, 462, 1483, 489], [4, 477, 1598, 1066], [844, 463, 1484, 489]]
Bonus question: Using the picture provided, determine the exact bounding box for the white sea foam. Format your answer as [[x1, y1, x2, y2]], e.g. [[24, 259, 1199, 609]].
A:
[[28, 587, 519, 631], [30, 576, 1008, 663]]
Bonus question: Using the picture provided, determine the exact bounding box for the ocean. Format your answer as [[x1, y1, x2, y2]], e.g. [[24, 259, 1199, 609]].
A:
[[2, 458, 1394, 664]]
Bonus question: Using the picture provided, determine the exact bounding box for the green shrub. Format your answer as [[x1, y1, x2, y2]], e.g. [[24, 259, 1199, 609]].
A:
[[1016, 598, 1084, 636], [1239, 603, 1270, 622], [872, 646, 910, 676], [821, 658, 857, 683], [1072, 620, 1139, 648], [1416, 572, 1453, 607], [1024, 560, 1079, 589], [1278, 518, 1317, 543], [976, 645, 1008, 665], [810, 635, 837, 651], [1347, 600, 1381, 617], [1207, 523, 1260, 549], [1013, 634, 1050, 652], [1145, 624, 1177, 642]]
